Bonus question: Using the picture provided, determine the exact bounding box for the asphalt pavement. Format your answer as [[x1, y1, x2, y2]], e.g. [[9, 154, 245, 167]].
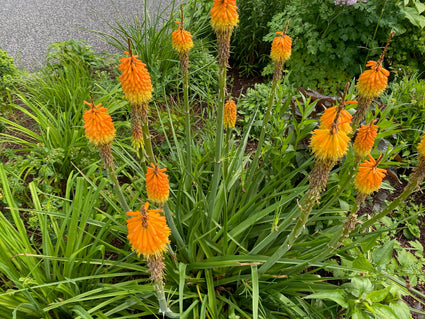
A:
[[0, 0, 177, 70]]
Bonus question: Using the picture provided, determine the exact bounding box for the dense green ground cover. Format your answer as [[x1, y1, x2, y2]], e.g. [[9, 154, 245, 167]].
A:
[[0, 0, 424, 318]]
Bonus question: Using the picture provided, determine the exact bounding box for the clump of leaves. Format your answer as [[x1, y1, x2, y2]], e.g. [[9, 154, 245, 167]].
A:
[[0, 48, 18, 107], [46, 40, 106, 70], [264, 1, 417, 93], [387, 74, 425, 155]]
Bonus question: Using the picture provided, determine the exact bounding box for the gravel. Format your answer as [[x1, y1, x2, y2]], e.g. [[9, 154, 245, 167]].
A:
[[0, 0, 177, 70]]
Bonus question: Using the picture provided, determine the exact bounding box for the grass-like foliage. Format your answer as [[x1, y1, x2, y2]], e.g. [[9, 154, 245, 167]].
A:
[[0, 1, 425, 318]]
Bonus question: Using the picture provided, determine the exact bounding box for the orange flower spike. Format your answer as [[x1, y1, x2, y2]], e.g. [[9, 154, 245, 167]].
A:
[[83, 100, 116, 146], [356, 31, 394, 99], [146, 163, 170, 205], [319, 105, 353, 134], [310, 126, 350, 161], [418, 135, 425, 159], [354, 154, 387, 195], [270, 31, 292, 64], [223, 99, 237, 128], [126, 202, 170, 258], [210, 0, 239, 33], [353, 121, 378, 159], [356, 61, 390, 99], [172, 22, 194, 54], [119, 45, 153, 106]]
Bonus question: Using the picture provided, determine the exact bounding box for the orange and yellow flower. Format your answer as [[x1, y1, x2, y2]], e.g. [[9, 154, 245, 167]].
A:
[[354, 154, 387, 195], [319, 105, 353, 135], [146, 163, 170, 205], [270, 32, 292, 64], [172, 22, 194, 53], [310, 126, 350, 161], [83, 101, 116, 146], [357, 61, 390, 99], [353, 121, 378, 159], [210, 0, 239, 33], [119, 51, 153, 105], [223, 99, 237, 128], [126, 202, 170, 258], [418, 135, 425, 159]]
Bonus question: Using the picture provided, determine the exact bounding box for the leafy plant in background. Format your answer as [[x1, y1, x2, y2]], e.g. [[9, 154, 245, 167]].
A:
[[231, 0, 286, 76], [389, 24, 425, 74], [46, 40, 106, 70], [237, 80, 297, 138], [387, 73, 425, 156], [0, 43, 128, 193], [398, 0, 425, 29], [264, 0, 404, 93], [0, 48, 18, 110], [308, 274, 411, 319]]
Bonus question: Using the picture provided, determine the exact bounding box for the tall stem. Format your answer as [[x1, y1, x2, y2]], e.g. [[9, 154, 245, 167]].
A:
[[248, 75, 279, 182], [223, 128, 231, 179], [258, 188, 316, 274], [183, 69, 192, 190], [259, 159, 334, 275], [107, 167, 130, 213], [367, 0, 388, 64], [141, 115, 156, 165], [154, 272, 180, 318], [209, 61, 227, 224], [288, 196, 362, 274]]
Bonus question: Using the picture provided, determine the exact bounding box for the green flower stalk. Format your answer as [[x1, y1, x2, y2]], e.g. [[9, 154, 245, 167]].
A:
[[172, 6, 194, 190], [209, 0, 239, 224], [260, 88, 352, 275], [248, 21, 291, 182]]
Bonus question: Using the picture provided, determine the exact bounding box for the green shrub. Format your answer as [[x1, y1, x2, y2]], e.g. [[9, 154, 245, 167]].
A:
[[265, 1, 404, 93], [46, 40, 106, 69], [387, 73, 425, 158], [0, 48, 18, 106]]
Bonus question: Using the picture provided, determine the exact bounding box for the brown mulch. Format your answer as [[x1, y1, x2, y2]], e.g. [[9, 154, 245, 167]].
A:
[[229, 67, 265, 98]]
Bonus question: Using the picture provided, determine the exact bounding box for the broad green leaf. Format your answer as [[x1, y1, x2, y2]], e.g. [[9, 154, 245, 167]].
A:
[[349, 277, 374, 299], [360, 233, 379, 254], [410, 240, 424, 257], [403, 7, 425, 28], [372, 240, 394, 266], [366, 286, 391, 303], [352, 255, 374, 273], [414, 0, 425, 14], [304, 290, 348, 308], [389, 301, 411, 319], [370, 304, 398, 318], [397, 249, 418, 267], [352, 309, 370, 319], [338, 199, 350, 210]]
